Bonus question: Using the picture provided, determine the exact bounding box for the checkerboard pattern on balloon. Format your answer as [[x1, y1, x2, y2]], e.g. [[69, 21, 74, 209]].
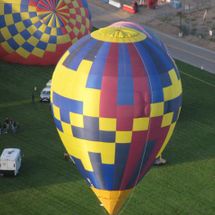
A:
[[0, 0, 91, 64], [51, 27, 182, 191]]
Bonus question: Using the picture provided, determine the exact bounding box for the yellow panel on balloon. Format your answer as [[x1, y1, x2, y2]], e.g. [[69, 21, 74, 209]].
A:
[[46, 44, 56, 52], [115, 131, 132, 143], [70, 113, 84, 128], [83, 89, 101, 117], [15, 22, 25, 32], [52, 105, 61, 121], [16, 47, 29, 58], [161, 112, 174, 127], [5, 14, 13, 25], [1, 42, 13, 53], [32, 47, 44, 58], [1, 27, 11, 40], [99, 118, 117, 131], [163, 69, 182, 101], [13, 34, 25, 46], [150, 102, 164, 117], [27, 37, 39, 46], [133, 117, 149, 131]]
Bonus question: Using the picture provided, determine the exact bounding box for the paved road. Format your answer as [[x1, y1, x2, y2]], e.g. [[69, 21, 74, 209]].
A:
[[88, 1, 215, 74]]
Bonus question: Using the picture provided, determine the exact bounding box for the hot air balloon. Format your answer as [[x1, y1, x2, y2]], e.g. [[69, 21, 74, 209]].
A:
[[51, 22, 182, 215], [0, 0, 91, 65]]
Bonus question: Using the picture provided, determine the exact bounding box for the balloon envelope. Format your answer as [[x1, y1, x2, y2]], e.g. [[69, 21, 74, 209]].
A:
[[51, 23, 182, 214], [0, 0, 91, 65]]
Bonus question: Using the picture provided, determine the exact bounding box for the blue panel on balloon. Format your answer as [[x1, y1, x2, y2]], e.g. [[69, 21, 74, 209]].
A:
[[134, 41, 164, 103], [86, 42, 110, 89], [66, 39, 98, 71], [8, 38, 19, 50], [8, 25, 18, 36], [12, 13, 22, 23], [22, 42, 34, 52], [0, 16, 6, 28], [20, 30, 31, 40], [52, 92, 83, 123], [89, 152, 115, 190], [4, 4, 12, 14], [117, 44, 134, 105], [37, 41, 47, 50]]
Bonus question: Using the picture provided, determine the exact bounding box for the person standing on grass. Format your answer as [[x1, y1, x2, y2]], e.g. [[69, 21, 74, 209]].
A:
[[32, 92, 35, 104], [3, 122, 9, 134], [11, 120, 17, 134], [32, 85, 37, 104]]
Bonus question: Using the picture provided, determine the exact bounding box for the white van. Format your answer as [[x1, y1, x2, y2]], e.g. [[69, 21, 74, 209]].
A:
[[40, 87, 50, 102], [0, 148, 22, 176]]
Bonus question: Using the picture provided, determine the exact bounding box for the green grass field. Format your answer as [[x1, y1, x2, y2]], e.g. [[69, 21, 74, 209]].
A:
[[0, 60, 214, 215]]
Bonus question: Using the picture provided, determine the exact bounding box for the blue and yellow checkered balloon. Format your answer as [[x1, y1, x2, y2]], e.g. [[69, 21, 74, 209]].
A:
[[0, 0, 91, 65]]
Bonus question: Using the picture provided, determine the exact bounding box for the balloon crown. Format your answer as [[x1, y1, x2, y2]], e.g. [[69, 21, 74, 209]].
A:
[[91, 26, 146, 43]]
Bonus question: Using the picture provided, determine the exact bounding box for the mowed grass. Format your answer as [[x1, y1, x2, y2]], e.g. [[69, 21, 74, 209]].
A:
[[0, 60, 214, 215]]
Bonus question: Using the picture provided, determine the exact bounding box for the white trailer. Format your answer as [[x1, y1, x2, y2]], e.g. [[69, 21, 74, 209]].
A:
[[0, 148, 22, 176]]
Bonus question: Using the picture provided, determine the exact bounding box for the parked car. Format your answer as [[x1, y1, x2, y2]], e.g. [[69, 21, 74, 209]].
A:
[[40, 87, 50, 102], [0, 148, 22, 176]]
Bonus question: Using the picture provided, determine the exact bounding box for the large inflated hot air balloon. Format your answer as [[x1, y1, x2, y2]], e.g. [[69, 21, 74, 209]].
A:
[[51, 22, 182, 215], [0, 0, 91, 65]]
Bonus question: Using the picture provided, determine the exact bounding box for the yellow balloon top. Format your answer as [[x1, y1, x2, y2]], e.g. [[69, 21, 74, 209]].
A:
[[91, 26, 146, 43]]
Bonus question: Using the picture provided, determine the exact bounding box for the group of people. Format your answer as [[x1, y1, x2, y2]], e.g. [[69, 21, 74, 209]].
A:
[[0, 117, 18, 134]]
